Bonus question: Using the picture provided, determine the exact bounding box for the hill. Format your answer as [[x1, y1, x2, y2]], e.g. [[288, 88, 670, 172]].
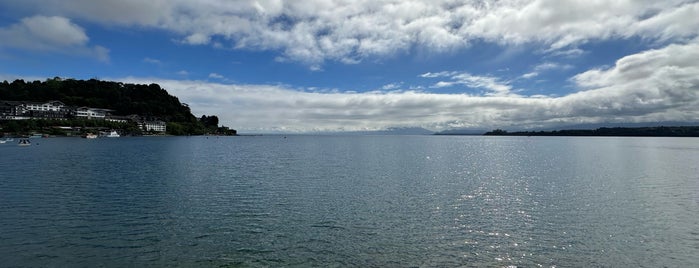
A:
[[0, 77, 230, 135]]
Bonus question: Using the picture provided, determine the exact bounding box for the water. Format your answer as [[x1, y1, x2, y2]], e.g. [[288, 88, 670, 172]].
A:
[[1, 136, 698, 267]]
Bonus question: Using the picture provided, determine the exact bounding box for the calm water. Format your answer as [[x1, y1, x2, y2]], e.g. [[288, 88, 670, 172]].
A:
[[1, 135, 698, 267]]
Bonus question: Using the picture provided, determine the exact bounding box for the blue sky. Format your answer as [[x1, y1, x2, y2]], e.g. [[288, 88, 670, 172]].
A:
[[1, 1, 698, 133]]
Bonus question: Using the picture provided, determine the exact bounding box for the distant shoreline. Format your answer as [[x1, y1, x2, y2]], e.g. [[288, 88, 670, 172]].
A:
[[480, 126, 699, 137]]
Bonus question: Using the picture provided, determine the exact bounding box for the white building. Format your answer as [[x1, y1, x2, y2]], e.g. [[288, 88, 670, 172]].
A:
[[141, 120, 166, 132], [75, 107, 111, 119], [105, 115, 129, 123], [2, 100, 72, 119], [24, 100, 66, 112]]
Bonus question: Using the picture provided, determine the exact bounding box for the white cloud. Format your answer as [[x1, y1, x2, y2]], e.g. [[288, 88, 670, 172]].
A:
[[424, 71, 514, 96], [2, 16, 88, 48], [419, 71, 457, 78], [534, 62, 573, 72], [208, 73, 224, 79], [549, 48, 585, 58], [184, 33, 211, 45], [6, 0, 697, 67], [562, 40, 699, 120], [521, 61, 574, 79], [0, 15, 109, 61], [521, 72, 538, 79], [381, 83, 402, 91], [113, 41, 699, 133], [143, 57, 161, 64]]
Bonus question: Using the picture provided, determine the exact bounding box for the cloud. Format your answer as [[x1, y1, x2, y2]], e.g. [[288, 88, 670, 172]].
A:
[[469, 0, 699, 50], [423, 71, 514, 96], [534, 62, 573, 72], [522, 61, 574, 79], [419, 71, 457, 78], [114, 41, 698, 133], [381, 83, 402, 91], [0, 15, 109, 61], [551, 40, 699, 122], [549, 48, 585, 58], [6, 0, 697, 67], [208, 73, 224, 79], [0, 16, 88, 48], [143, 57, 161, 65], [521, 72, 539, 79]]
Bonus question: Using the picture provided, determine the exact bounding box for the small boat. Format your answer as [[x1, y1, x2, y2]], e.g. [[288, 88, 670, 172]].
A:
[[82, 133, 98, 139], [104, 131, 120, 138], [18, 139, 31, 146]]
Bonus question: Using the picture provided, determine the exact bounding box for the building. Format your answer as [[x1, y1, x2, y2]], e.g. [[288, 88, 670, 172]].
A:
[[0, 101, 117, 120], [0, 100, 71, 119], [140, 120, 167, 132], [105, 115, 130, 123], [24, 100, 66, 112], [24, 100, 72, 119], [1, 100, 169, 134], [0, 101, 25, 119], [75, 107, 112, 119]]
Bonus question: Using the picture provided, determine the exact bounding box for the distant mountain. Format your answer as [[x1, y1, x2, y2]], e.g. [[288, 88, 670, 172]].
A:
[[434, 128, 487, 135], [379, 127, 435, 135], [316, 127, 435, 135]]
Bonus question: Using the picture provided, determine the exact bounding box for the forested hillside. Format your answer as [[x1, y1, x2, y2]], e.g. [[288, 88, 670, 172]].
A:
[[0, 77, 232, 135], [1, 77, 194, 122]]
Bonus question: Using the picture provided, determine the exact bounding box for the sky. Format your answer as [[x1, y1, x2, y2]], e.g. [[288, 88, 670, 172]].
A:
[[0, 0, 698, 133]]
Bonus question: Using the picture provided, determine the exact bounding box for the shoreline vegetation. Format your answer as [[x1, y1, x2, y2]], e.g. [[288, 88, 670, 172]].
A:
[[481, 126, 699, 137], [1, 77, 236, 137]]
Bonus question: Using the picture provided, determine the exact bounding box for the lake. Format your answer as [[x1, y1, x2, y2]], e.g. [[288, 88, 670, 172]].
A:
[[1, 135, 698, 267]]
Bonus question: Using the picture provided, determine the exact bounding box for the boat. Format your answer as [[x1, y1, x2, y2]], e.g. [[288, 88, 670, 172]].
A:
[[104, 131, 120, 138], [18, 139, 31, 146], [82, 133, 98, 139]]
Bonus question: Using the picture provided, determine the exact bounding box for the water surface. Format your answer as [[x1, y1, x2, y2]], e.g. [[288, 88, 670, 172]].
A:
[[1, 136, 698, 267]]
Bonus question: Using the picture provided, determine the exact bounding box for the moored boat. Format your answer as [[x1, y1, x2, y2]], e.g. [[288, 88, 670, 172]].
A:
[[18, 139, 31, 146], [82, 133, 98, 139], [104, 131, 120, 138]]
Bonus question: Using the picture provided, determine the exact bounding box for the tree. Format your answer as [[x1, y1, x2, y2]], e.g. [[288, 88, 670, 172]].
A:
[[199, 115, 219, 129]]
